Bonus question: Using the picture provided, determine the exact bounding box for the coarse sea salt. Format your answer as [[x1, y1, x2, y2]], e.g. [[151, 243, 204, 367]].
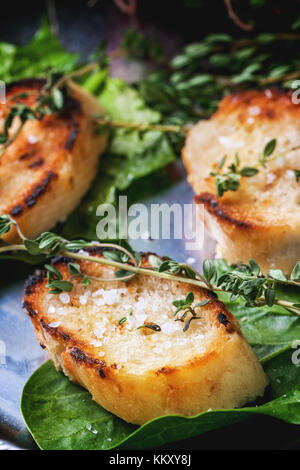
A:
[[79, 295, 88, 305], [266, 173, 276, 184], [286, 169, 295, 179], [48, 321, 60, 328], [153, 347, 163, 354], [57, 307, 66, 316], [94, 324, 106, 339], [48, 305, 56, 314], [78, 249, 90, 256], [28, 135, 38, 144], [248, 106, 261, 116], [265, 89, 272, 98], [134, 312, 147, 323], [93, 297, 105, 306], [161, 322, 178, 334], [59, 293, 70, 304], [92, 288, 104, 297], [219, 136, 243, 149]]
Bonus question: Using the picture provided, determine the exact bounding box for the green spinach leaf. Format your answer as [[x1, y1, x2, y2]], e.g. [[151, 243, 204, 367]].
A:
[[0, 19, 79, 82], [21, 340, 300, 450]]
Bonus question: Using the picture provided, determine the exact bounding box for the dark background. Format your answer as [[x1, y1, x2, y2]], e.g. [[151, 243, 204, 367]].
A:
[[1, 0, 300, 450]]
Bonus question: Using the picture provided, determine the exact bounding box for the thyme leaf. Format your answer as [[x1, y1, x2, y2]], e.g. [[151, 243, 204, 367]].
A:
[[1, 215, 300, 321]]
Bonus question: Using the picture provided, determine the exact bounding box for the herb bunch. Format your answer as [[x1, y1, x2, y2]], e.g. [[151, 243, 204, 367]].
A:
[[172, 291, 211, 332], [1, 215, 300, 326], [211, 138, 300, 197], [134, 31, 300, 127], [0, 75, 66, 157]]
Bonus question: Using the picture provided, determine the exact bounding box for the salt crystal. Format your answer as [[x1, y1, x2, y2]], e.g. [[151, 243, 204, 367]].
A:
[[161, 322, 178, 334], [99, 351, 105, 357], [86, 424, 92, 431], [59, 293, 70, 304], [57, 307, 66, 316], [48, 305, 55, 314], [248, 106, 261, 116], [79, 296, 88, 305], [153, 347, 163, 354], [266, 173, 276, 184], [92, 429, 98, 434], [102, 289, 120, 305], [135, 312, 147, 323], [48, 321, 60, 328], [28, 135, 38, 144], [265, 89, 272, 98], [286, 169, 295, 179], [277, 157, 284, 166], [92, 288, 104, 297], [78, 249, 90, 256], [93, 297, 105, 306], [219, 136, 243, 149], [94, 323, 106, 338]]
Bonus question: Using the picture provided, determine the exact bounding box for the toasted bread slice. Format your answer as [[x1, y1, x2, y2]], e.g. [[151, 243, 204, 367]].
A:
[[23, 251, 268, 425], [182, 89, 300, 274], [0, 79, 107, 242]]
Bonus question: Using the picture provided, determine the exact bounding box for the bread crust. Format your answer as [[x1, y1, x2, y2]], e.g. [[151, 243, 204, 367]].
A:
[[0, 79, 107, 242], [23, 252, 268, 425], [182, 89, 300, 274]]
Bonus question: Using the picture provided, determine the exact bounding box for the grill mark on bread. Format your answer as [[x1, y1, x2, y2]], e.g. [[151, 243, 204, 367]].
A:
[[6, 78, 46, 95], [70, 347, 107, 376], [10, 204, 23, 216], [28, 157, 44, 169], [24, 271, 46, 295], [19, 150, 37, 161], [195, 193, 252, 229], [22, 301, 37, 318], [25, 170, 57, 208], [39, 318, 71, 343], [64, 121, 80, 150], [155, 366, 175, 376], [218, 312, 229, 326]]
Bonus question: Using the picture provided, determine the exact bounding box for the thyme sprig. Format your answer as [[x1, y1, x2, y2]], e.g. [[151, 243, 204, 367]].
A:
[[0, 75, 66, 158], [211, 139, 300, 197], [173, 291, 211, 332], [1, 215, 300, 322], [0, 63, 103, 158], [95, 112, 190, 136]]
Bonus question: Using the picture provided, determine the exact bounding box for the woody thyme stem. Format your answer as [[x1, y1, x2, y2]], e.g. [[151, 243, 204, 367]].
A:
[[0, 242, 299, 316]]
